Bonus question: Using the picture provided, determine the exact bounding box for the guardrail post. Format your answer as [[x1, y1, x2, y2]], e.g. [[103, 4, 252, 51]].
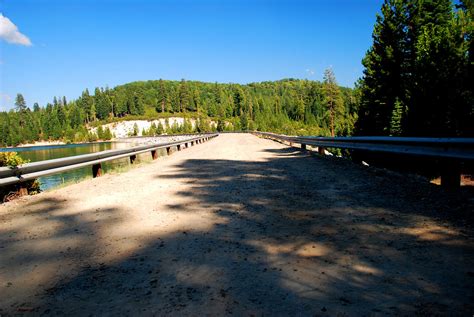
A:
[[301, 143, 306, 150], [318, 147, 325, 155], [177, 144, 181, 151], [151, 150, 158, 160], [18, 186, 28, 196], [166, 147, 171, 155], [440, 160, 461, 188], [92, 163, 102, 178], [130, 155, 137, 164], [191, 141, 194, 146]]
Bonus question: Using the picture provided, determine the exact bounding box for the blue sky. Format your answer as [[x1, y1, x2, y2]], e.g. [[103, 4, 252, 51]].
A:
[[0, 0, 383, 110]]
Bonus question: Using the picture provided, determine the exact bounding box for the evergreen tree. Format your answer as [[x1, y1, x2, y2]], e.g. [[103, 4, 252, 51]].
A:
[[178, 79, 189, 112], [80, 89, 95, 122], [97, 126, 104, 139], [357, 0, 472, 137], [156, 79, 167, 113], [14, 93, 27, 112], [132, 123, 139, 136], [357, 0, 408, 136], [389, 98, 404, 136], [156, 122, 164, 134], [323, 68, 344, 137]]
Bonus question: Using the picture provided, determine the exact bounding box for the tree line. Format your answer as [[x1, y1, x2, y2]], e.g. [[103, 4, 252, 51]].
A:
[[0, 69, 357, 146]]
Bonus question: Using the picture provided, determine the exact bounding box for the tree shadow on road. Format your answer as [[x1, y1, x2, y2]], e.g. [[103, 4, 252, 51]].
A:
[[2, 148, 473, 315]]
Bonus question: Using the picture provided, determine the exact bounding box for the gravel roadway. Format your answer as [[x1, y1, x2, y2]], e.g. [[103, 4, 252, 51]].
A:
[[1, 133, 473, 316]]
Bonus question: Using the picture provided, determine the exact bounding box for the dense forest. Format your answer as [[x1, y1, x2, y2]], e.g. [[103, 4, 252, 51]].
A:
[[357, 0, 473, 137], [0, 69, 358, 146], [1, 0, 472, 147]]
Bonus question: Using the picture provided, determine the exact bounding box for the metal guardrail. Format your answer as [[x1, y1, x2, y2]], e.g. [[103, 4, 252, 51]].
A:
[[0, 133, 218, 187], [253, 131, 474, 188]]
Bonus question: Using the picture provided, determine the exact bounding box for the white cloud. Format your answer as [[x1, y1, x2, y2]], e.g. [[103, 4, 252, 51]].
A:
[[0, 13, 32, 46], [305, 69, 315, 76]]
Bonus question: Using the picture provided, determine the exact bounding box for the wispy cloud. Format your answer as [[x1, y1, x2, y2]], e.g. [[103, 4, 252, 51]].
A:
[[0, 93, 11, 102], [0, 13, 32, 46], [305, 68, 315, 76], [0, 93, 12, 111]]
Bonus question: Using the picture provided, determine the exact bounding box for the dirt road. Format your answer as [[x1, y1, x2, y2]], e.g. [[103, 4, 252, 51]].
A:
[[1, 133, 473, 315]]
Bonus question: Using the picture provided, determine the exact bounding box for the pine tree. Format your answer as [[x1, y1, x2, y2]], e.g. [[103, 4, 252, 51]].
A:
[[178, 79, 189, 112], [133, 123, 139, 136], [156, 122, 164, 134], [156, 79, 167, 113], [323, 68, 344, 137], [357, 0, 408, 136], [404, 0, 465, 136], [389, 98, 404, 136], [14, 93, 27, 112], [80, 89, 94, 122], [103, 127, 113, 140]]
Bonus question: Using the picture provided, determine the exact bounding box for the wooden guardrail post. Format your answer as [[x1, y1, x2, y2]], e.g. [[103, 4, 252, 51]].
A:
[[18, 186, 28, 196], [177, 144, 181, 151], [318, 147, 325, 155], [92, 163, 102, 177], [130, 155, 137, 164], [166, 147, 171, 155], [301, 143, 307, 150], [151, 150, 158, 160], [440, 160, 461, 188]]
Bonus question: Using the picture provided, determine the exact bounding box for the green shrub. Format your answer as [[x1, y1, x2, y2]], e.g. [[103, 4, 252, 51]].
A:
[[0, 152, 41, 202]]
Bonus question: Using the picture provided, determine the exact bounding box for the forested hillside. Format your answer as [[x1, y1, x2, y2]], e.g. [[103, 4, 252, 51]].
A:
[[0, 70, 358, 146], [357, 0, 473, 137]]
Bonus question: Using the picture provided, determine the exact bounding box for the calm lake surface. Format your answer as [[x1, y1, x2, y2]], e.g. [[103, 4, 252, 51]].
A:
[[1, 142, 165, 190]]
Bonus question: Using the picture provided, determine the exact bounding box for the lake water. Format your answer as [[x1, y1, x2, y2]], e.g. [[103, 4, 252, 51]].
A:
[[0, 142, 167, 190]]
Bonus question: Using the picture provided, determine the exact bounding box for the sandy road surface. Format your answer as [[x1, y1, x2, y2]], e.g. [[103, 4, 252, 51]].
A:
[[1, 133, 473, 316]]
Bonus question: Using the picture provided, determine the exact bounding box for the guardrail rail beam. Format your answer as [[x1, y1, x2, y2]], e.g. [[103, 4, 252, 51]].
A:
[[253, 131, 473, 188]]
